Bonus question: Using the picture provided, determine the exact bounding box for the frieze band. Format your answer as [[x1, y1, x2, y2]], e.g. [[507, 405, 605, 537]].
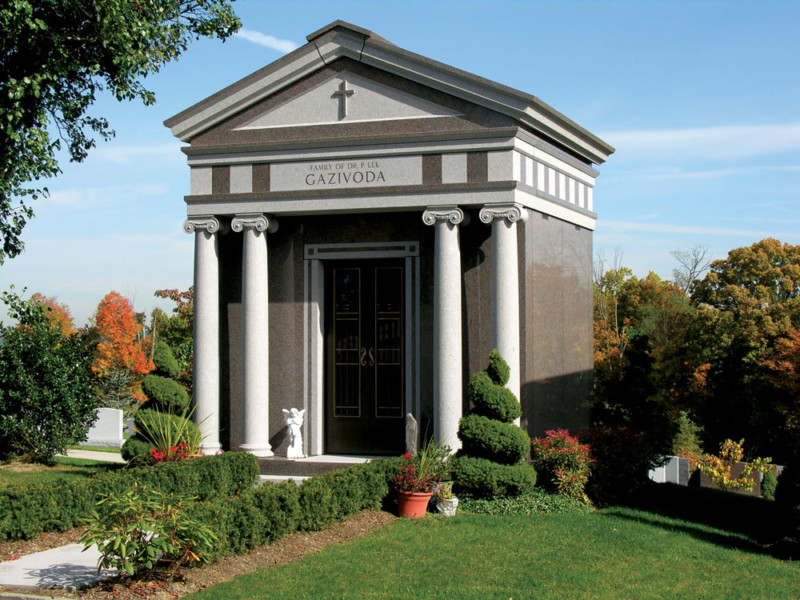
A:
[[422, 207, 466, 226]]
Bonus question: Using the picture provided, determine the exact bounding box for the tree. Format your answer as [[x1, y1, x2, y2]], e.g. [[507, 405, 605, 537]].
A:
[[29, 292, 75, 334], [0, 1, 240, 263], [93, 291, 154, 404], [153, 287, 194, 391], [0, 290, 98, 463], [691, 239, 800, 460]]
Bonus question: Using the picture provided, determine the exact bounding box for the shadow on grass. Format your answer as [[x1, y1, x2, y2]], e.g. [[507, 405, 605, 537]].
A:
[[601, 482, 800, 560]]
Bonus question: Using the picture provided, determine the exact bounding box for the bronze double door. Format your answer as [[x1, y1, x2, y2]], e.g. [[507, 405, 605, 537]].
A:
[[325, 259, 405, 455]]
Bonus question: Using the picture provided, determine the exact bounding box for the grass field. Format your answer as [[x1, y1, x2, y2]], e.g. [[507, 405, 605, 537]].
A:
[[0, 456, 123, 488], [187, 485, 799, 600]]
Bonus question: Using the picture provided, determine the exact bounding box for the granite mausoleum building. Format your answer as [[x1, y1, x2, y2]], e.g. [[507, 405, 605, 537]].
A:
[[165, 21, 613, 458]]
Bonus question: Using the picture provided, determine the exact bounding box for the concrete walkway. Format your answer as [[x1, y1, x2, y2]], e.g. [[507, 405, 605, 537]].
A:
[[0, 543, 116, 593], [61, 449, 126, 464]]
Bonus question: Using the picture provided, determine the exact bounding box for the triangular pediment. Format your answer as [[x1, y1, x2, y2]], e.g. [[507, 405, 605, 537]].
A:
[[165, 20, 613, 165], [234, 71, 463, 130]]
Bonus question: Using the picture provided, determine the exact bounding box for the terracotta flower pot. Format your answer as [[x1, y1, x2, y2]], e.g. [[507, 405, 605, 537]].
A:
[[396, 489, 433, 518]]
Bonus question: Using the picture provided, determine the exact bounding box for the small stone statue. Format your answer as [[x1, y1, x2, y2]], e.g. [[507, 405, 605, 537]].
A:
[[282, 408, 306, 459]]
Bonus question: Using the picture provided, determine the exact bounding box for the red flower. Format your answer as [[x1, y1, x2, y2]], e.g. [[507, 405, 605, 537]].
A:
[[403, 452, 412, 461]]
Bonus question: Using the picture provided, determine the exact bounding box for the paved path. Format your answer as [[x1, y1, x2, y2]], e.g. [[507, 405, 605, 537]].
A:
[[62, 449, 125, 464], [0, 544, 116, 593]]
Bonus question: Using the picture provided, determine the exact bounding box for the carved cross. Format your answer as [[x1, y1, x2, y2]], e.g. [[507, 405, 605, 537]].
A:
[[332, 79, 354, 119]]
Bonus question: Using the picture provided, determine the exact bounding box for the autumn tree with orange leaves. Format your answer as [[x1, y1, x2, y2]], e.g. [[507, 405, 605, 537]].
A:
[[93, 292, 153, 405], [29, 292, 76, 335]]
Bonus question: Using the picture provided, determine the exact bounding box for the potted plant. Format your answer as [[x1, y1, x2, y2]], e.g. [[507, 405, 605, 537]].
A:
[[393, 441, 450, 518], [434, 481, 458, 516]]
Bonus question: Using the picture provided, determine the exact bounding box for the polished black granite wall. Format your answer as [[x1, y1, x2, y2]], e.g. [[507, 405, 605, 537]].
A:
[[521, 211, 593, 436]]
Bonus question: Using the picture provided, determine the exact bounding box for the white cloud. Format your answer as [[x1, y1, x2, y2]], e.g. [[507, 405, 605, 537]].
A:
[[602, 164, 800, 183], [600, 123, 800, 161], [236, 29, 299, 53]]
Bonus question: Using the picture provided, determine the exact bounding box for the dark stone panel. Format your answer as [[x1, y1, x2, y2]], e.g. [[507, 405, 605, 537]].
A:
[[467, 152, 488, 183], [460, 209, 493, 393], [191, 58, 514, 149], [252, 163, 270, 193], [212, 166, 230, 195], [266, 218, 305, 455], [218, 225, 242, 451], [521, 212, 592, 437], [422, 154, 442, 186]]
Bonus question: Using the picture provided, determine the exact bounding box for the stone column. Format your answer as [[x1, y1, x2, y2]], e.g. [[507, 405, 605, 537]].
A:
[[422, 207, 465, 451], [183, 216, 224, 455], [479, 204, 527, 417], [231, 213, 278, 457]]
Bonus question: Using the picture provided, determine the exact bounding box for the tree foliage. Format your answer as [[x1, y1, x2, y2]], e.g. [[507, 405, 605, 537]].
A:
[[0, 1, 240, 262], [29, 292, 75, 334], [592, 239, 800, 463], [0, 289, 98, 463]]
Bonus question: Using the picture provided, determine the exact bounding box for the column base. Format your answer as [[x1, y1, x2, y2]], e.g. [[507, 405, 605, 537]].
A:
[[200, 443, 222, 456], [239, 444, 274, 457]]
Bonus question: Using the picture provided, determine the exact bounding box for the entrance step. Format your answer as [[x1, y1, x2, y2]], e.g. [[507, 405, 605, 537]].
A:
[[257, 454, 377, 478]]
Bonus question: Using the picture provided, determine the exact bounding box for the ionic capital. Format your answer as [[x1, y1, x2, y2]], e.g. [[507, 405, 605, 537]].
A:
[[231, 214, 278, 234], [479, 204, 528, 225], [184, 216, 227, 234], [422, 206, 466, 227]]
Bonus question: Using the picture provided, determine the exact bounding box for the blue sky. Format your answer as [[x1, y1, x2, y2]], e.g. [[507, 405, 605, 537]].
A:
[[2, 0, 798, 326]]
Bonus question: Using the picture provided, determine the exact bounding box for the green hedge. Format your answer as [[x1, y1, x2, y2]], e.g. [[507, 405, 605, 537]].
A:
[[0, 452, 259, 541], [184, 460, 392, 560]]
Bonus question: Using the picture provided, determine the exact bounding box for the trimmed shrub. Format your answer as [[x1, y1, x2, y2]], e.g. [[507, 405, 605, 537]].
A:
[[458, 414, 530, 464], [141, 375, 190, 413], [762, 468, 778, 501], [0, 452, 259, 541], [487, 349, 510, 387], [468, 371, 520, 423], [152, 341, 181, 380], [184, 460, 392, 562], [121, 437, 151, 463], [450, 455, 536, 497], [453, 350, 536, 497]]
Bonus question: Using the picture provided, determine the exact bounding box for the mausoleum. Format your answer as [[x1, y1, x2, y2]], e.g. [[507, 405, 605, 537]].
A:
[[165, 21, 613, 458]]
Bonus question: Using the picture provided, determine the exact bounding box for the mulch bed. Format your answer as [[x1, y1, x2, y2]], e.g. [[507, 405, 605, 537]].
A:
[[0, 510, 396, 600]]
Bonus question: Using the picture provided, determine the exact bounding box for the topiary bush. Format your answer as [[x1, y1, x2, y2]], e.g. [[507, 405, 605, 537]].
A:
[[141, 374, 190, 413], [762, 468, 778, 501], [452, 349, 536, 497], [153, 341, 181, 380]]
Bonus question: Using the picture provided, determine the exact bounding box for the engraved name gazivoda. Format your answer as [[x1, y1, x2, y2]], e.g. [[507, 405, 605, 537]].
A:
[[305, 160, 386, 186]]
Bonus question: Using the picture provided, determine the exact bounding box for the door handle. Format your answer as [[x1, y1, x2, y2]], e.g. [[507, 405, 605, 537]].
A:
[[368, 347, 375, 367], [360, 347, 367, 367]]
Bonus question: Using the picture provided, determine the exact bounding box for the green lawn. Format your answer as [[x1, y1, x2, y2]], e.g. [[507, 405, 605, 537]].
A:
[[187, 489, 800, 600], [0, 456, 123, 488]]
